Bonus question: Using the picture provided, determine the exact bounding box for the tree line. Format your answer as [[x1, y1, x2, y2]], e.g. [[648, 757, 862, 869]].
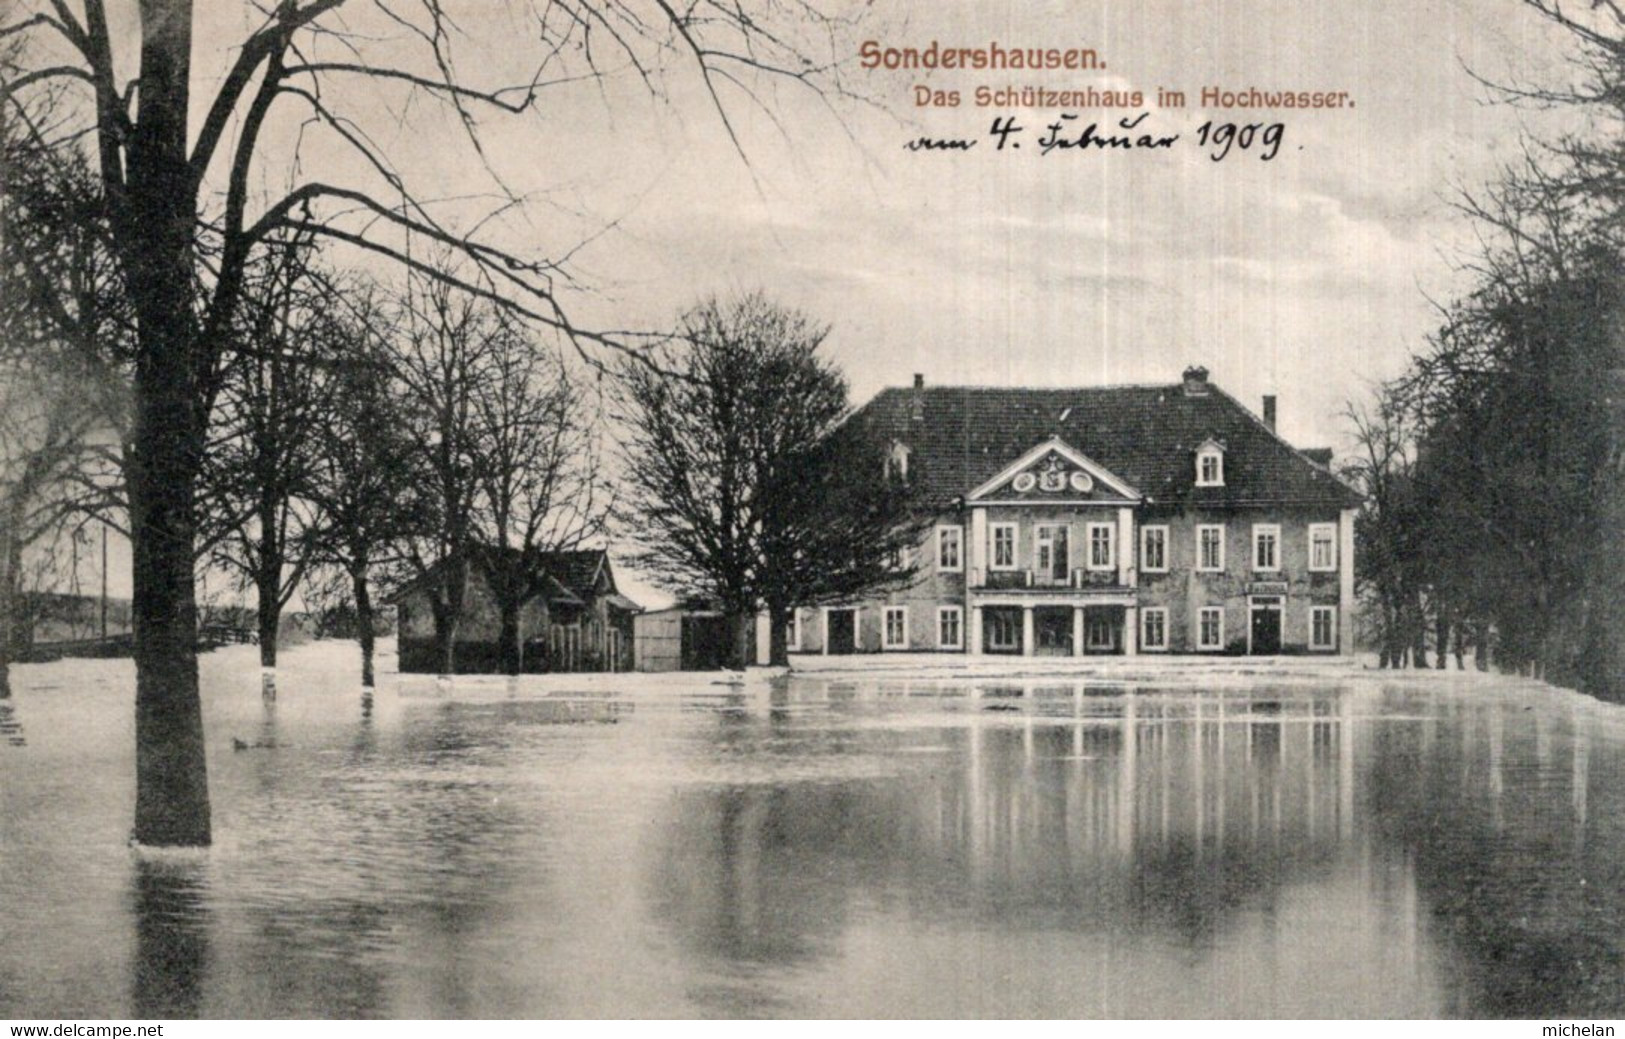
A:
[[1344, 1, 1625, 701], [1, 136, 912, 690], [0, 0, 884, 848]]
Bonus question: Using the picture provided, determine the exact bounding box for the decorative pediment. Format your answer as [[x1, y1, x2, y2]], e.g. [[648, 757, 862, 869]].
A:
[[967, 437, 1141, 502]]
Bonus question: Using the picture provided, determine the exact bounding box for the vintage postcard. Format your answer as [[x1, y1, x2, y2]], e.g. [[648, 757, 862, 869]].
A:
[[0, 0, 1622, 1025]]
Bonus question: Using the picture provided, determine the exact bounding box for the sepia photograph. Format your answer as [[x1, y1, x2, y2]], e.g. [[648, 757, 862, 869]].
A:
[[1, 0, 1623, 1023]]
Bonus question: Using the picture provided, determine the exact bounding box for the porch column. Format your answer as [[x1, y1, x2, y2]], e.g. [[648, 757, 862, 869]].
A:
[[1072, 606, 1085, 657], [968, 508, 985, 656], [1123, 606, 1138, 656], [969, 508, 988, 582], [1022, 606, 1035, 657], [1117, 506, 1136, 587], [821, 607, 829, 656], [1338, 507, 1356, 655]]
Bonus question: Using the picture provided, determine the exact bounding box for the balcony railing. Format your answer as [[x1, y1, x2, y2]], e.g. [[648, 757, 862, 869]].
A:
[[971, 567, 1123, 591]]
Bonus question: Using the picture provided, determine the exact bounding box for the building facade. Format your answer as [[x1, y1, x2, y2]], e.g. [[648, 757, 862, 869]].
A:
[[790, 367, 1361, 657], [396, 548, 640, 673]]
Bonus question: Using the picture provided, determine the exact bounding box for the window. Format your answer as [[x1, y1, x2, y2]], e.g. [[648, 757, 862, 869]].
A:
[[1309, 523, 1337, 572], [883, 606, 908, 650], [991, 523, 1017, 570], [1196, 446, 1224, 487], [937, 525, 963, 572], [1253, 524, 1281, 572], [987, 609, 1020, 651], [1198, 607, 1225, 651], [1088, 522, 1115, 570], [938, 606, 963, 649], [887, 441, 910, 481], [786, 611, 800, 652], [1311, 606, 1337, 650], [1141, 608, 1168, 651], [1197, 525, 1225, 572], [1086, 612, 1117, 650], [1141, 525, 1169, 573]]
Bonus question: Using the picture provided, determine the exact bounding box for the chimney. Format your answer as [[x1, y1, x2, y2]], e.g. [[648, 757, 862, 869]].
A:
[[1262, 395, 1277, 432], [910, 373, 925, 422], [1181, 365, 1210, 396], [913, 373, 924, 390]]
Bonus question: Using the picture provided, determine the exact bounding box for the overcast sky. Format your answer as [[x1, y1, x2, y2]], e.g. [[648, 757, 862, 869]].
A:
[[502, 0, 1575, 450], [69, 0, 1583, 606]]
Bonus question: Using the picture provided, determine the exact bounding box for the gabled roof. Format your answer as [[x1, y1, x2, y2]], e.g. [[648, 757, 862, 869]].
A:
[[851, 378, 1361, 509], [539, 549, 611, 597], [392, 546, 633, 608], [966, 436, 1141, 502]]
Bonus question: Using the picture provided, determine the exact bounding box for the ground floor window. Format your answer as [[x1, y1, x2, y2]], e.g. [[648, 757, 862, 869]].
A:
[[1198, 607, 1224, 651], [986, 607, 1021, 652], [786, 611, 800, 651], [1085, 610, 1117, 651], [1141, 608, 1168, 651], [883, 606, 908, 650], [938, 606, 963, 649], [1311, 605, 1337, 650]]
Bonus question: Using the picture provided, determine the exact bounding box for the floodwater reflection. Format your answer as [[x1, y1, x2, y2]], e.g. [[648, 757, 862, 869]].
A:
[[2, 648, 1623, 1018], [130, 858, 209, 1019]]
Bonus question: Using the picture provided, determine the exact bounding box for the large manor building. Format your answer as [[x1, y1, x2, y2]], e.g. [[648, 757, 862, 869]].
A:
[[789, 366, 1361, 657]]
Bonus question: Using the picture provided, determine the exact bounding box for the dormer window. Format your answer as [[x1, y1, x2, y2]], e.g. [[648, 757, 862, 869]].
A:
[[1195, 439, 1225, 487], [887, 441, 911, 481]]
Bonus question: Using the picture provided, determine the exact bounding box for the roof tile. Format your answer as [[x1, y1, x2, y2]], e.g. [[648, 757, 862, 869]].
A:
[[855, 380, 1361, 509]]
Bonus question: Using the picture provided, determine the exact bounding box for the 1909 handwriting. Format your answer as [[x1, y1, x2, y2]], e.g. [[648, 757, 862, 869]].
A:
[[905, 112, 1287, 162]]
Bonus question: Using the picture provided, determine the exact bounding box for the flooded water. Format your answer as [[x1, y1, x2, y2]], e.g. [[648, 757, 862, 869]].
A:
[[2, 643, 1624, 1019]]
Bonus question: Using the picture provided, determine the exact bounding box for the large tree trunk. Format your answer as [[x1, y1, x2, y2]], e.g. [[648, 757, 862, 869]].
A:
[[351, 567, 375, 689], [432, 608, 457, 675], [497, 599, 522, 676], [1435, 611, 1450, 670], [1410, 599, 1429, 670], [767, 601, 789, 667], [1379, 599, 1400, 668], [724, 609, 754, 670], [256, 570, 280, 669], [128, 392, 211, 848], [126, 0, 211, 847]]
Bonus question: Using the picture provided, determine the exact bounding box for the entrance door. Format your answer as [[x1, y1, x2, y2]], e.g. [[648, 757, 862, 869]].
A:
[[1035, 526, 1070, 586], [1250, 602, 1282, 655], [1034, 607, 1072, 656], [827, 609, 857, 655]]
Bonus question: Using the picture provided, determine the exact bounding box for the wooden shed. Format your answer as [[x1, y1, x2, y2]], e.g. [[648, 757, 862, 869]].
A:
[[634, 607, 751, 671]]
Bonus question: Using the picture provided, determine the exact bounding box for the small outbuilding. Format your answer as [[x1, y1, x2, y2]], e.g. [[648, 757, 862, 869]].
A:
[[395, 548, 640, 674], [633, 605, 776, 671]]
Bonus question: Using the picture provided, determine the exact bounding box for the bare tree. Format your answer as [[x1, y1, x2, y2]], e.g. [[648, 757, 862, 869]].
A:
[[615, 292, 922, 668], [390, 273, 501, 676], [0, 362, 102, 696], [1341, 393, 1425, 669], [200, 238, 335, 670], [0, 83, 124, 698], [304, 282, 414, 690], [471, 340, 609, 675], [1, 0, 863, 845]]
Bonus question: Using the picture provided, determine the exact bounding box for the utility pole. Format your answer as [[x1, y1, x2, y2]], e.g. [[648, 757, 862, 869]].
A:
[[100, 524, 108, 640]]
